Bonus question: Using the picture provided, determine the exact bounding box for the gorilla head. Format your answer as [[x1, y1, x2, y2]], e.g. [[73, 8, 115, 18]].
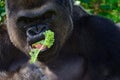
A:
[[6, 0, 73, 61]]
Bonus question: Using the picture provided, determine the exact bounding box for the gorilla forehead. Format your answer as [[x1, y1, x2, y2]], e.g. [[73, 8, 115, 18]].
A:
[[7, 0, 51, 10], [6, 0, 73, 9]]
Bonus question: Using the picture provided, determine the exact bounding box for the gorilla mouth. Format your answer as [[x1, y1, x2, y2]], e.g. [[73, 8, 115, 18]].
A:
[[29, 29, 55, 52], [28, 28, 48, 52], [31, 41, 48, 52], [29, 30, 55, 63]]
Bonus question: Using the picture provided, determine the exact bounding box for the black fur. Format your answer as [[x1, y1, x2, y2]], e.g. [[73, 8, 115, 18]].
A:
[[0, 24, 29, 71], [72, 15, 120, 79]]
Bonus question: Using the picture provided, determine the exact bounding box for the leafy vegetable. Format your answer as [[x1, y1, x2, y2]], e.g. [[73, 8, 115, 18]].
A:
[[29, 30, 55, 63], [43, 30, 55, 48]]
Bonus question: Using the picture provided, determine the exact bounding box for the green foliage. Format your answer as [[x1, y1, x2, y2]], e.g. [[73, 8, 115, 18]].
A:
[[75, 0, 120, 23], [0, 0, 5, 24]]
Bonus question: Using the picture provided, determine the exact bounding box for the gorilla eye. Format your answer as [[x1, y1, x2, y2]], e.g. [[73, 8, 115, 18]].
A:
[[16, 10, 56, 30], [41, 11, 56, 20]]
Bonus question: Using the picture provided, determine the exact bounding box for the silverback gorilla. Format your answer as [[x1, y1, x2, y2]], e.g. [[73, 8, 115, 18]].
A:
[[0, 0, 120, 80]]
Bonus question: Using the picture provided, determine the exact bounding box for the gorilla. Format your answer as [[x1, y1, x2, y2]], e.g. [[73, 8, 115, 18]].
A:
[[1, 0, 120, 80]]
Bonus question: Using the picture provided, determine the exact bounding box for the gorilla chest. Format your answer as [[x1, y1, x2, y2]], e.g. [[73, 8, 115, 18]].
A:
[[42, 57, 87, 80]]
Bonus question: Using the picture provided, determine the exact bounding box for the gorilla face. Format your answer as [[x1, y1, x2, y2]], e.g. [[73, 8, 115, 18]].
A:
[[6, 0, 73, 61]]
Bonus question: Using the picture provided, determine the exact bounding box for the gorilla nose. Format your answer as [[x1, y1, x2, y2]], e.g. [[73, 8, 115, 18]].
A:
[[27, 24, 49, 44]]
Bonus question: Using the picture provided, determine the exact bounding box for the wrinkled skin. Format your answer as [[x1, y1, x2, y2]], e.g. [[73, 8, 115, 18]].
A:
[[3, 0, 120, 80]]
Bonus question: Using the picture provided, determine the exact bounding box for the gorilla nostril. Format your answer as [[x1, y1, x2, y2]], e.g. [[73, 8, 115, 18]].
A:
[[27, 25, 48, 37], [27, 27, 38, 38], [26, 24, 49, 44]]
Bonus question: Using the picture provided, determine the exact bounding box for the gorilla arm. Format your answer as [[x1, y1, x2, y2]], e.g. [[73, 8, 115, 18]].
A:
[[0, 24, 46, 80]]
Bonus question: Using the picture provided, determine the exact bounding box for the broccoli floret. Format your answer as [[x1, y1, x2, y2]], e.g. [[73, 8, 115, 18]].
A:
[[29, 30, 55, 63]]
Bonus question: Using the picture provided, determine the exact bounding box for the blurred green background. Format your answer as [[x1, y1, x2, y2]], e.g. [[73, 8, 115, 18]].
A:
[[0, 0, 5, 24], [0, 0, 120, 23], [75, 0, 120, 23]]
